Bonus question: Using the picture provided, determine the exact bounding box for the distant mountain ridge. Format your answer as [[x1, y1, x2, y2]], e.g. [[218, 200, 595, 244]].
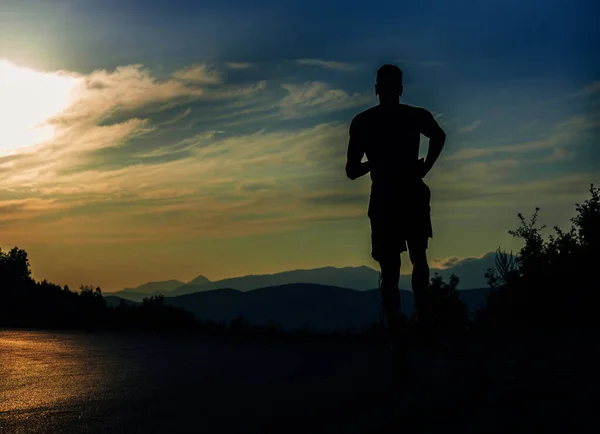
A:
[[108, 252, 496, 302], [171, 266, 380, 296], [105, 283, 492, 332], [121, 279, 185, 294], [186, 275, 211, 286]]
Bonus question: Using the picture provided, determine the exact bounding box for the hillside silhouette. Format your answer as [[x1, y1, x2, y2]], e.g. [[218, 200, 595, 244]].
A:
[[106, 284, 491, 332]]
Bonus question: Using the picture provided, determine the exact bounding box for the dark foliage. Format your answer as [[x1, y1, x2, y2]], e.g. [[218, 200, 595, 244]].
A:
[[428, 272, 468, 335], [475, 185, 599, 334], [0, 248, 194, 330]]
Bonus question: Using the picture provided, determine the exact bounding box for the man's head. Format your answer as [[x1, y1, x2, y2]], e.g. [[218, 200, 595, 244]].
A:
[[375, 64, 403, 103]]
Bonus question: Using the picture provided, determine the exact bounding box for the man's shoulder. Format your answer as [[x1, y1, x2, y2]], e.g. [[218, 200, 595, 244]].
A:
[[353, 104, 430, 121], [400, 103, 431, 117], [352, 105, 379, 123]]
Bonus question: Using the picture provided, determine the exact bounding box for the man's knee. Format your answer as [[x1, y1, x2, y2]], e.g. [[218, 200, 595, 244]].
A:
[[381, 285, 400, 308], [378, 254, 401, 307], [409, 246, 428, 267], [379, 253, 400, 268]]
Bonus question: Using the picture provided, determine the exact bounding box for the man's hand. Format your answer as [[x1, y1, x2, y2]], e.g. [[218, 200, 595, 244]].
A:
[[347, 160, 371, 180], [419, 108, 446, 177], [417, 158, 428, 179]]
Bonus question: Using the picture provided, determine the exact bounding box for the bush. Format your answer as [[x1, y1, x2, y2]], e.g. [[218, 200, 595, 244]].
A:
[[476, 185, 600, 334]]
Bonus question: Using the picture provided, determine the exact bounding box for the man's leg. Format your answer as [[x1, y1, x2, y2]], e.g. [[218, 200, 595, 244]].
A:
[[408, 241, 433, 344], [378, 253, 412, 383], [370, 214, 403, 342], [378, 254, 403, 345]]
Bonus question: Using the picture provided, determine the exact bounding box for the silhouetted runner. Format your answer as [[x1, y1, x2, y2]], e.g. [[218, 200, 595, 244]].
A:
[[346, 64, 446, 380]]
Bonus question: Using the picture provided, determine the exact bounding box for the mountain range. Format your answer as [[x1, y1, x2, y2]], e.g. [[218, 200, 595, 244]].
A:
[[104, 283, 491, 332], [107, 251, 497, 302]]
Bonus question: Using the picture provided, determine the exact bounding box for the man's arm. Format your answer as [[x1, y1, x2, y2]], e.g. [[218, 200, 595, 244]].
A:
[[346, 118, 371, 180], [419, 109, 446, 176]]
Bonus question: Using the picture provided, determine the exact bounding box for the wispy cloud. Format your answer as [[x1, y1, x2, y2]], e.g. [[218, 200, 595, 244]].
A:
[[171, 64, 223, 84], [0, 198, 67, 222], [546, 147, 575, 162], [1, 59, 596, 259], [446, 111, 600, 161], [572, 80, 600, 98], [280, 82, 371, 119], [457, 120, 481, 134], [0, 63, 269, 188], [226, 62, 253, 69], [295, 59, 358, 71], [1, 118, 352, 235]]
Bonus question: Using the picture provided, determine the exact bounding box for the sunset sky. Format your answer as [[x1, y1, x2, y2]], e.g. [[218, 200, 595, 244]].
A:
[[1, 0, 598, 292]]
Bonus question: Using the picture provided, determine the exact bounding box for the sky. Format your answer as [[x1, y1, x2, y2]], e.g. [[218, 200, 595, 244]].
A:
[[0, 0, 599, 292]]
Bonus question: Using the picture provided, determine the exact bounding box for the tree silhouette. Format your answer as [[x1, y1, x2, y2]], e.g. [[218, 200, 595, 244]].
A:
[[428, 272, 468, 336], [0, 246, 33, 289], [484, 248, 519, 290], [0, 246, 194, 330], [476, 184, 600, 333]]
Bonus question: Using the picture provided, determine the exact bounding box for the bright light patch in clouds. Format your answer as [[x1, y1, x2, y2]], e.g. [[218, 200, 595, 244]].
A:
[[0, 59, 82, 155]]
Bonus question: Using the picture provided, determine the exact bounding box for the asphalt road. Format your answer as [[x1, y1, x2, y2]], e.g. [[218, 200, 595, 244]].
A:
[[0, 330, 592, 433]]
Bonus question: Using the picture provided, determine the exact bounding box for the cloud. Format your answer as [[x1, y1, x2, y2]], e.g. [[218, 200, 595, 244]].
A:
[[0, 198, 66, 222], [154, 107, 192, 128], [557, 111, 600, 130], [203, 80, 267, 101], [172, 64, 223, 84], [457, 120, 481, 134], [55, 65, 206, 122], [547, 147, 575, 162], [240, 181, 277, 192], [295, 59, 358, 71], [440, 256, 460, 268], [0, 119, 366, 242], [226, 62, 253, 69], [572, 81, 600, 98], [3, 59, 595, 248], [1, 104, 594, 246], [430, 166, 594, 211], [428, 158, 521, 203], [304, 193, 367, 206], [426, 252, 497, 288], [189, 122, 349, 172], [0, 63, 269, 188], [134, 130, 224, 159], [280, 82, 371, 119], [446, 111, 600, 161]]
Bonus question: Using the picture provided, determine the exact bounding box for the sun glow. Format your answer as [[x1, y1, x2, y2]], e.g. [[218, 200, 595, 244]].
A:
[[0, 59, 81, 155]]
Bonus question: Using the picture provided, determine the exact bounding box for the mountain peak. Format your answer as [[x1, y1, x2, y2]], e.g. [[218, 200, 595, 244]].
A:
[[187, 274, 211, 285]]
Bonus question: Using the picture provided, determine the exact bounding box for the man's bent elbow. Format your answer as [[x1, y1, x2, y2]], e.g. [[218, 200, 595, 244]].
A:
[[345, 164, 355, 180], [431, 130, 446, 148]]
